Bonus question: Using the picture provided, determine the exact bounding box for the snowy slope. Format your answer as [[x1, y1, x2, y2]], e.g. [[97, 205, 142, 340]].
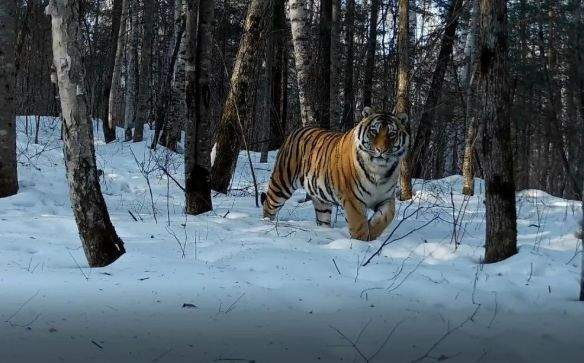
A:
[[1, 117, 582, 363]]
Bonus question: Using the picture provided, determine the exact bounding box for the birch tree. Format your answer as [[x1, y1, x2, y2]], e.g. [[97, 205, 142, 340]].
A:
[[210, 0, 271, 193], [477, 0, 517, 263], [185, 0, 214, 214], [0, 0, 18, 198], [46, 0, 125, 267], [289, 0, 317, 126]]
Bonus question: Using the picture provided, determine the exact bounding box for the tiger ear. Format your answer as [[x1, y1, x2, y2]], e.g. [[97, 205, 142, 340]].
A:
[[395, 113, 409, 128], [362, 106, 374, 118]]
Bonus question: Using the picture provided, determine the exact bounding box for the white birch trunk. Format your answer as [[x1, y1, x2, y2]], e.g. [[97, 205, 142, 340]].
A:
[[288, 0, 317, 126], [46, 0, 125, 267]]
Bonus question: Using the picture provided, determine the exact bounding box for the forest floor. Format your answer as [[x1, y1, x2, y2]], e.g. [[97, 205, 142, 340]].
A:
[[1, 117, 583, 363]]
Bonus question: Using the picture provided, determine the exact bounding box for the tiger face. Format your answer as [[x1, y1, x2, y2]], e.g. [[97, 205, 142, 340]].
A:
[[356, 107, 410, 166]]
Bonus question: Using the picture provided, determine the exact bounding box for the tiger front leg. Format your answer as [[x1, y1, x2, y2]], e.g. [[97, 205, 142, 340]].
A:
[[343, 200, 371, 241], [368, 199, 396, 241]]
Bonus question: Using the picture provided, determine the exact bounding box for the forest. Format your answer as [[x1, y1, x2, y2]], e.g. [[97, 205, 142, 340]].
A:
[[0, 0, 583, 362]]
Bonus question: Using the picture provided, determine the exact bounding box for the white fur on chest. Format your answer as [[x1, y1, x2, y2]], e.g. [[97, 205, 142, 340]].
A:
[[358, 157, 399, 209]]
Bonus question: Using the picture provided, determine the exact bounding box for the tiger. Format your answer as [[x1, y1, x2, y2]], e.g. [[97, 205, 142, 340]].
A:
[[261, 107, 410, 241]]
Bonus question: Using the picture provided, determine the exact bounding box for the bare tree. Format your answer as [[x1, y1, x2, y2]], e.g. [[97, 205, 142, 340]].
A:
[[185, 0, 213, 214], [362, 0, 380, 107], [46, 0, 125, 267], [210, 0, 271, 193], [317, 0, 332, 128], [289, 0, 317, 126], [0, 0, 18, 198], [462, 0, 479, 196], [269, 0, 288, 147], [396, 0, 412, 200], [341, 0, 356, 131], [133, 0, 155, 142], [161, 0, 187, 151], [477, 0, 517, 263], [108, 0, 129, 139], [401, 0, 465, 198], [123, 0, 139, 141], [100, 0, 122, 143], [329, 0, 341, 129], [579, 181, 584, 301]]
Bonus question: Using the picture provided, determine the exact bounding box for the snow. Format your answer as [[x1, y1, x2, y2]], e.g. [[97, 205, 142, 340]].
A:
[[1, 116, 583, 362]]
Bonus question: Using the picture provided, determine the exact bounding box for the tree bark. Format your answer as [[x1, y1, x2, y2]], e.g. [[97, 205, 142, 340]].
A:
[[210, 0, 271, 193], [462, 0, 479, 196], [477, 0, 517, 263], [317, 0, 331, 128], [108, 0, 129, 138], [46, 0, 125, 267], [362, 0, 380, 107], [123, 0, 139, 141], [100, 0, 122, 143], [329, 0, 341, 129], [0, 0, 18, 198], [396, 0, 412, 200], [268, 0, 288, 148], [161, 0, 187, 151], [133, 0, 154, 142], [288, 0, 317, 126], [341, 0, 355, 131], [185, 0, 213, 214]]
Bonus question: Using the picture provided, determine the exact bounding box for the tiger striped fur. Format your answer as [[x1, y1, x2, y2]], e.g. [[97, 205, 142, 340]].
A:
[[261, 108, 410, 241]]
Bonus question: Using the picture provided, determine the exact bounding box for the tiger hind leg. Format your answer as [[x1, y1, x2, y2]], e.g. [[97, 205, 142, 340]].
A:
[[312, 199, 332, 227], [261, 178, 296, 220]]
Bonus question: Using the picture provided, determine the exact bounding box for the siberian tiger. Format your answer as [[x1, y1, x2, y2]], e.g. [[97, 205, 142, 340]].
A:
[[261, 107, 410, 241]]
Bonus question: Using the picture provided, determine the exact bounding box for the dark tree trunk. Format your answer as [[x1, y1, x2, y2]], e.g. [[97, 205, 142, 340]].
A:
[[342, 0, 355, 131], [185, 0, 213, 214], [362, 0, 380, 107], [150, 16, 186, 150], [47, 0, 125, 267], [268, 0, 288, 149], [396, 0, 412, 200], [317, 0, 331, 128], [210, 0, 271, 193], [134, 0, 154, 142], [477, 0, 517, 263], [100, 0, 122, 143], [0, 0, 18, 198]]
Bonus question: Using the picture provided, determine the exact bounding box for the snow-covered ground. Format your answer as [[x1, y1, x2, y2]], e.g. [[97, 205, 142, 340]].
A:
[[1, 117, 582, 363]]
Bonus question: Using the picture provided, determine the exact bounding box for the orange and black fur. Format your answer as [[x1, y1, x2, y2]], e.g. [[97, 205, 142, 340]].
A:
[[261, 108, 410, 241]]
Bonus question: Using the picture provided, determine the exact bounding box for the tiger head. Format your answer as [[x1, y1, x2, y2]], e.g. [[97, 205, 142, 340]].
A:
[[355, 107, 410, 165]]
